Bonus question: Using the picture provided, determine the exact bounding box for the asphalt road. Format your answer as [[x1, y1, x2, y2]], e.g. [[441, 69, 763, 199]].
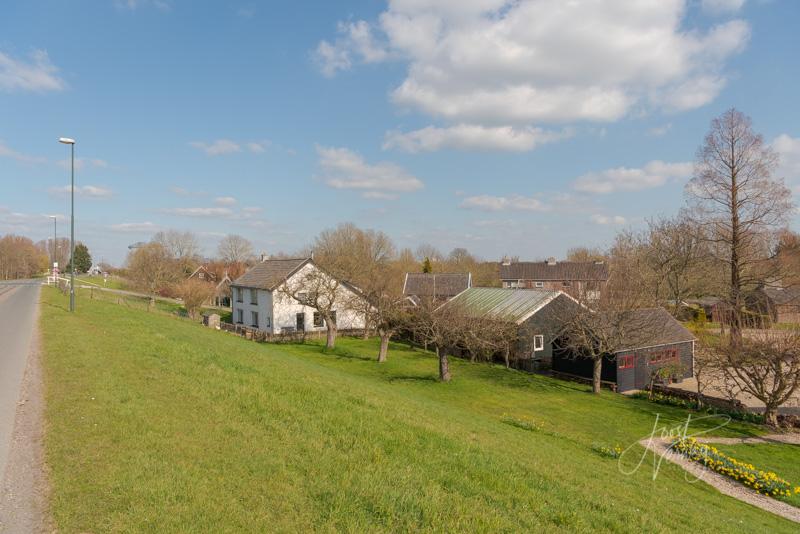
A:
[[0, 281, 40, 483]]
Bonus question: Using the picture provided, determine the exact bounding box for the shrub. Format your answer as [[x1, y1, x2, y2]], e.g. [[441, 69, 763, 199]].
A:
[[592, 443, 622, 459], [671, 437, 800, 498], [500, 414, 541, 432]]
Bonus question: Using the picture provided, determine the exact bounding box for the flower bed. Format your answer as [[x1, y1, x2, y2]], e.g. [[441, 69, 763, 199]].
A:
[[671, 437, 800, 499]]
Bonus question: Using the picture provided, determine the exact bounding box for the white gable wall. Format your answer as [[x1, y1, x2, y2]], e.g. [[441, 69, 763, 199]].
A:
[[231, 262, 367, 335], [272, 262, 366, 334]]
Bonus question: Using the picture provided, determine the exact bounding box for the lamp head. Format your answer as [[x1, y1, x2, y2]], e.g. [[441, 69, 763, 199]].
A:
[[58, 137, 76, 145]]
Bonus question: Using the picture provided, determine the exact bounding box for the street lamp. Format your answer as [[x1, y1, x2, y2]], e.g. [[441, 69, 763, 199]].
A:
[[59, 137, 76, 312], [49, 215, 57, 271]]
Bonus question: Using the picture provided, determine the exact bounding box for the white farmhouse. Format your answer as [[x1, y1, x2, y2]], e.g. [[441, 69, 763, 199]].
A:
[[230, 257, 366, 334]]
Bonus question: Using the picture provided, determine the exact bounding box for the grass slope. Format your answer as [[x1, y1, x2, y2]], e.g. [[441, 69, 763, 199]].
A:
[[39, 288, 796, 533]]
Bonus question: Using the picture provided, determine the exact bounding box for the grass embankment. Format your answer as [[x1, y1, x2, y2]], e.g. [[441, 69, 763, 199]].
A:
[[75, 274, 129, 290], [39, 288, 795, 532], [714, 443, 800, 507]]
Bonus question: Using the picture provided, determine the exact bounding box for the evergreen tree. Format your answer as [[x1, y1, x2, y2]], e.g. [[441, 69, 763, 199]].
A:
[[67, 243, 93, 273], [422, 257, 432, 273]]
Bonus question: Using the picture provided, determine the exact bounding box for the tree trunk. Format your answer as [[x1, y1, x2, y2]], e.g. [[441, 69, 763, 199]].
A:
[[729, 152, 743, 346], [326, 321, 337, 349], [437, 347, 451, 382], [592, 357, 602, 394], [503, 345, 510, 369], [378, 331, 390, 363], [764, 404, 779, 427]]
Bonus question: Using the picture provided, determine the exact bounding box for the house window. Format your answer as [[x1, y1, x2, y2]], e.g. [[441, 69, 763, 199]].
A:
[[265, 316, 271, 327], [198, 272, 205, 280], [533, 335, 544, 352], [534, 281, 544, 288], [296, 312, 305, 331], [251, 311, 259, 328], [618, 355, 635, 369], [313, 312, 323, 327], [236, 309, 243, 324], [250, 289, 258, 305], [297, 291, 309, 304], [562, 281, 572, 288], [649, 348, 678, 364], [235, 288, 243, 303]]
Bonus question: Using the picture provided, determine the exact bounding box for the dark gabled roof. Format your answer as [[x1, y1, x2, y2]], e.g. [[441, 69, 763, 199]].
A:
[[499, 261, 608, 281], [763, 287, 800, 306], [441, 287, 562, 324], [232, 258, 310, 290], [403, 272, 471, 298], [610, 308, 695, 352]]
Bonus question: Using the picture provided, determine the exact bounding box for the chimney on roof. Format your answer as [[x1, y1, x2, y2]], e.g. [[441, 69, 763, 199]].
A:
[[501, 256, 511, 266], [260, 252, 269, 262], [546, 257, 557, 266]]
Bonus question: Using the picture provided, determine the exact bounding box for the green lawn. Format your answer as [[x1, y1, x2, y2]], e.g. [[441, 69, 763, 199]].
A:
[[39, 287, 796, 533], [75, 274, 129, 290], [714, 442, 800, 507]]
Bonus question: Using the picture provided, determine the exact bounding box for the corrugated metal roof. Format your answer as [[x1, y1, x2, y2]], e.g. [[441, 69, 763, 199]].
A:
[[444, 287, 560, 323]]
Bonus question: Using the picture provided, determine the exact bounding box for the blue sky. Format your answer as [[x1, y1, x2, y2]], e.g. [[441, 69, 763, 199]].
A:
[[1, 0, 799, 265]]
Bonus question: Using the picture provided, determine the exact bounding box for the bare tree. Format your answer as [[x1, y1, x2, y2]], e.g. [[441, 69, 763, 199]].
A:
[[567, 247, 607, 263], [556, 295, 661, 394], [175, 278, 216, 319], [409, 298, 468, 382], [0, 235, 48, 279], [281, 266, 350, 349], [154, 230, 200, 259], [715, 331, 800, 426], [686, 108, 794, 344], [644, 213, 707, 312], [126, 242, 181, 307], [217, 234, 254, 264]]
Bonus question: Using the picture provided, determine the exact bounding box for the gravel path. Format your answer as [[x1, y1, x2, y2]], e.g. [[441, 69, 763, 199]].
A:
[[694, 434, 800, 446], [639, 436, 800, 524], [0, 293, 52, 533]]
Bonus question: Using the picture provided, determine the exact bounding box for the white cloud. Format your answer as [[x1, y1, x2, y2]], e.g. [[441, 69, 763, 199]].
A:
[[0, 50, 64, 92], [702, 0, 746, 14], [242, 206, 263, 214], [460, 194, 547, 212], [647, 123, 672, 137], [773, 134, 800, 184], [572, 160, 693, 194], [315, 20, 389, 77], [362, 191, 398, 200], [214, 196, 237, 206], [316, 1, 749, 123], [115, 0, 170, 10], [169, 186, 206, 197], [246, 141, 269, 153], [383, 124, 571, 153], [160, 207, 234, 218], [0, 141, 47, 164], [190, 139, 242, 156], [48, 185, 113, 198], [591, 214, 627, 225], [317, 146, 423, 193], [190, 139, 269, 156], [110, 222, 161, 233]]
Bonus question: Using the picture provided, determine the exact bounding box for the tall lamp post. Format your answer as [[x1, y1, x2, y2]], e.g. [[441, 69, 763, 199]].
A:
[[49, 215, 57, 271], [59, 137, 76, 312]]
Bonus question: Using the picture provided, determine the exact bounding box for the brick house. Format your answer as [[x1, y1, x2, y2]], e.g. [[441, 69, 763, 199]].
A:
[[750, 287, 800, 325], [499, 258, 608, 301]]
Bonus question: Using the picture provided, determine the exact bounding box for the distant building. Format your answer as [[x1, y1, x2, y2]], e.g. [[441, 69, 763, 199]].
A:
[[499, 257, 608, 301], [749, 287, 800, 325], [402, 272, 471, 306], [230, 257, 366, 334]]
